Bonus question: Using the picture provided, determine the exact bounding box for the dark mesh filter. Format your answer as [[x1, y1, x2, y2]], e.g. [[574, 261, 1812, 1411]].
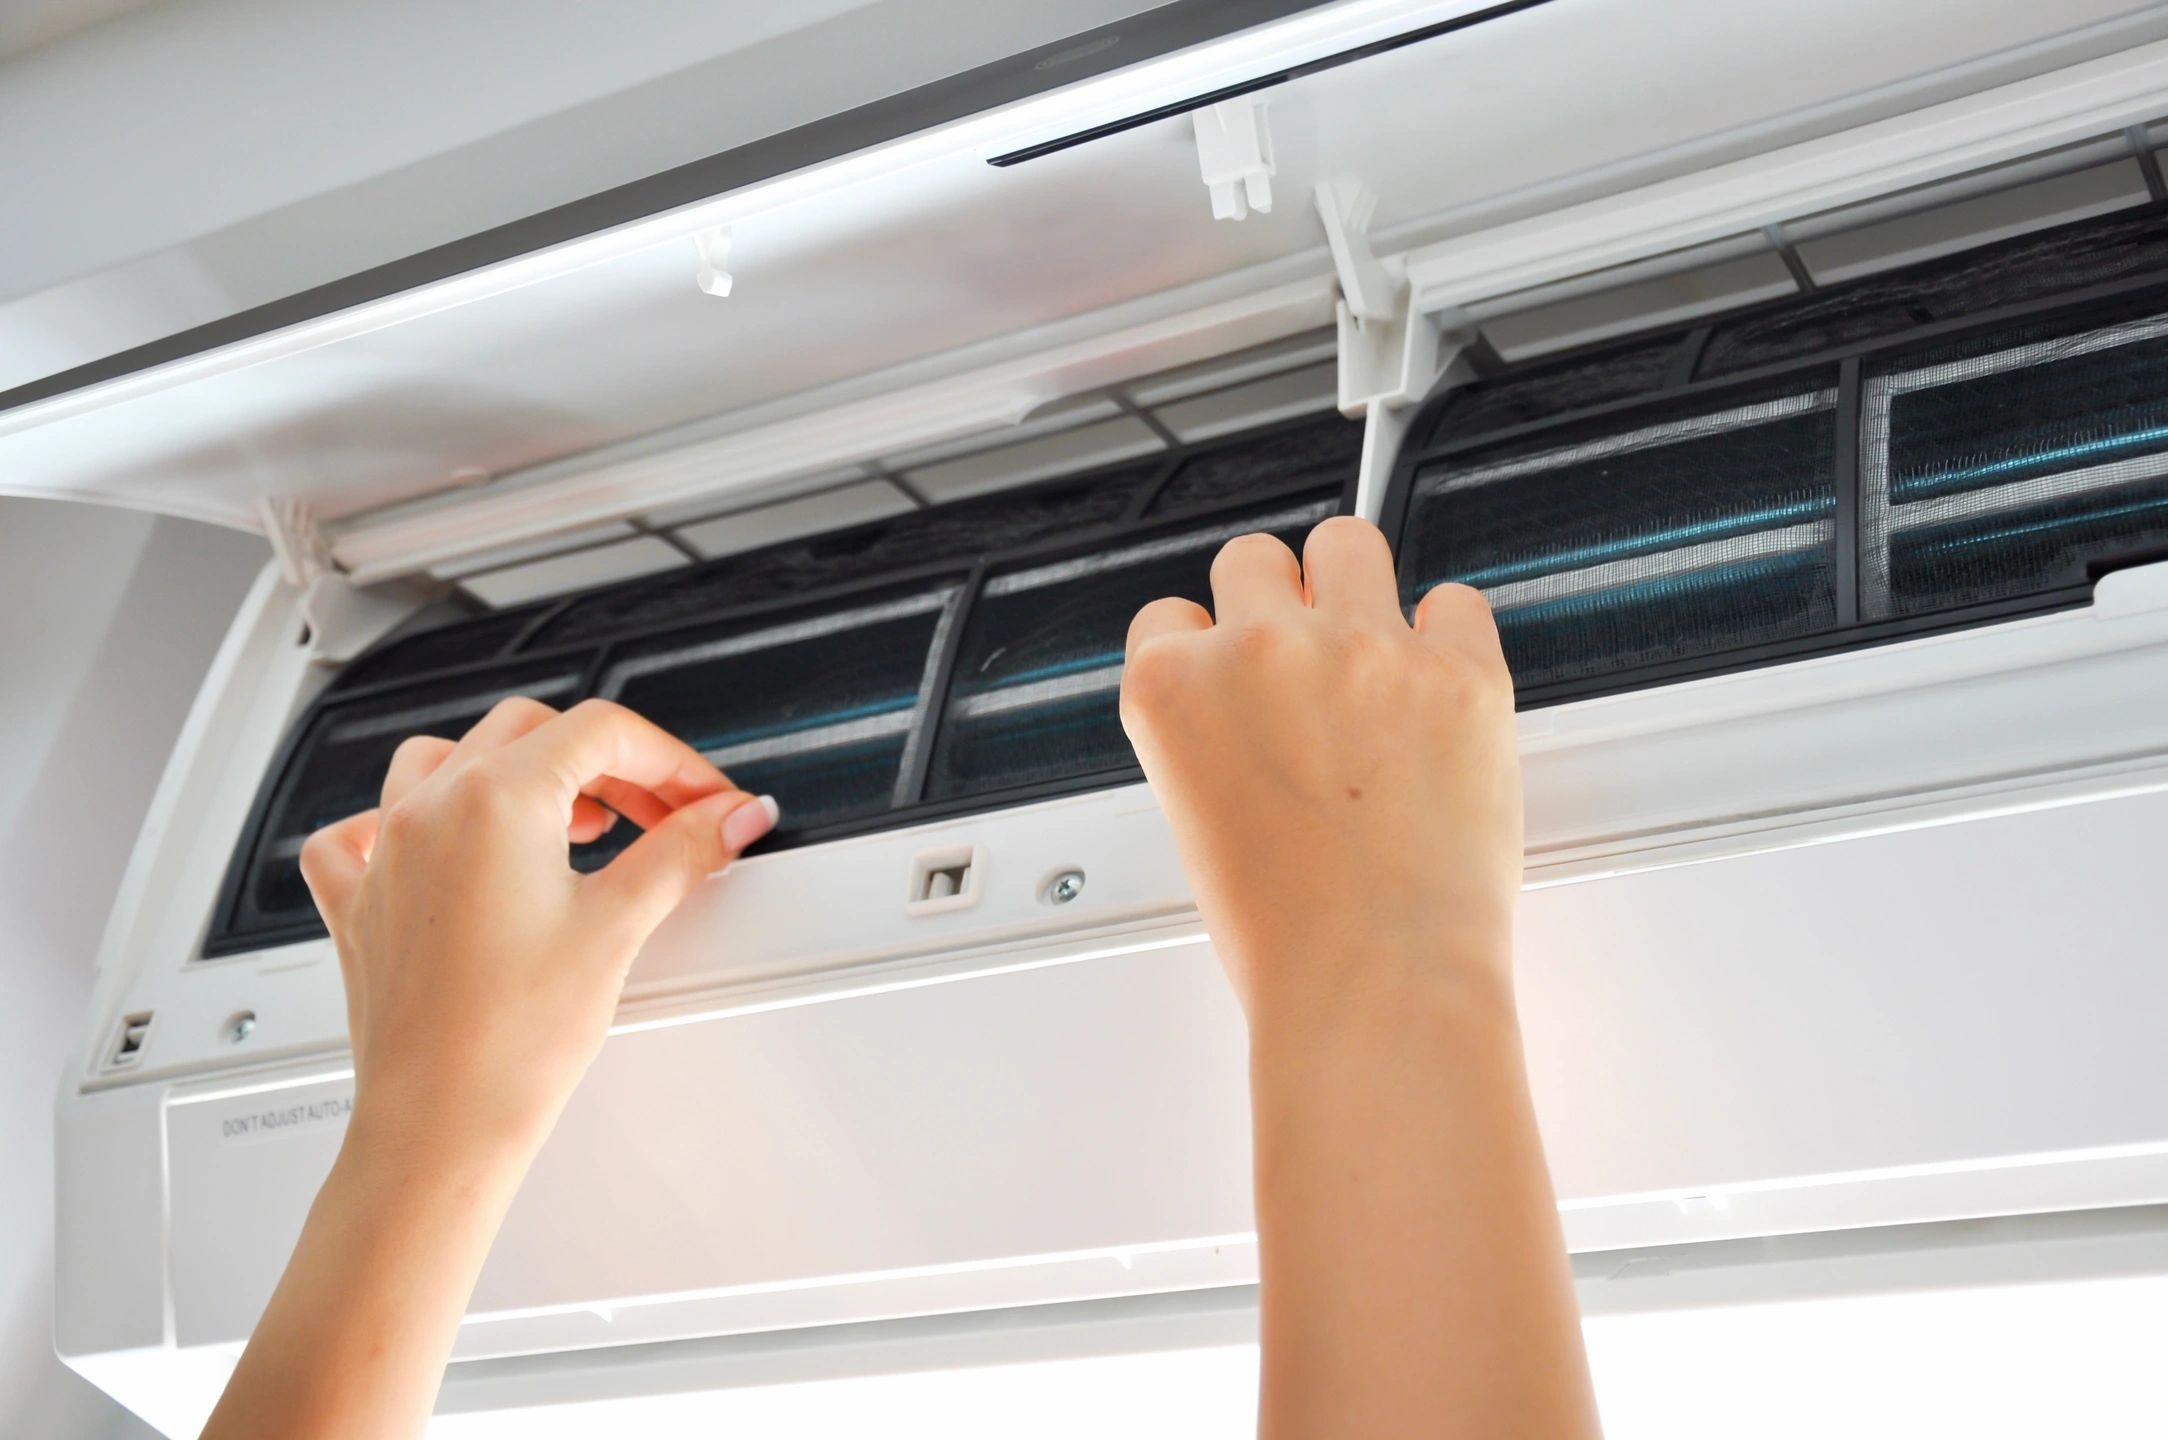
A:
[[225, 660, 585, 940], [929, 494, 1338, 799], [526, 463, 1158, 649], [603, 585, 955, 833], [1401, 383, 1840, 691], [330, 604, 551, 692], [1701, 204, 2168, 377], [1869, 309, 2168, 616], [1146, 411, 1360, 515], [1420, 338, 1684, 443]]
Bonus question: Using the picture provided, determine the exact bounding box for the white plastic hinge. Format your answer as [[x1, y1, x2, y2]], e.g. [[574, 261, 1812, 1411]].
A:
[[1194, 97, 1274, 221], [1315, 180, 1398, 324], [257, 495, 330, 591], [1317, 180, 1460, 419], [693, 226, 734, 297], [256, 494, 414, 660]]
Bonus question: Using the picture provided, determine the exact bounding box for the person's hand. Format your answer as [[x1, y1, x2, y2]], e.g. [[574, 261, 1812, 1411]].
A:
[[1124, 521, 1597, 1439], [299, 697, 779, 1162], [1119, 516, 1520, 1037]]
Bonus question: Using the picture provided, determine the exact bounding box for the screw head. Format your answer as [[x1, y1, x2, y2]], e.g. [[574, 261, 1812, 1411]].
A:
[[1047, 869, 1086, 905], [225, 1011, 257, 1044]]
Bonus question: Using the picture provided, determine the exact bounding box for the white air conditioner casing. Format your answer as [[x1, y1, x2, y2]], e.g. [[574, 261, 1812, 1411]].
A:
[[21, 2, 2168, 1434]]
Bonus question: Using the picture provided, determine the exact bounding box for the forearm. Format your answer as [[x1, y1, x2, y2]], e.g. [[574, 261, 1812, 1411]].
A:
[[1248, 962, 1601, 1440], [201, 1111, 533, 1440]]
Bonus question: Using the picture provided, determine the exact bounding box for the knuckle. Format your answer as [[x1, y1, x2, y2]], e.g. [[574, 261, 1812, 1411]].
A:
[[568, 696, 630, 728], [1217, 531, 1286, 564], [388, 734, 443, 767], [1419, 581, 1489, 626], [1422, 645, 1509, 708], [440, 761, 514, 818], [1210, 531, 1289, 582], [1226, 617, 1288, 663], [1307, 514, 1381, 552], [376, 797, 427, 842], [486, 694, 556, 727], [297, 825, 339, 880], [1120, 639, 1190, 715]]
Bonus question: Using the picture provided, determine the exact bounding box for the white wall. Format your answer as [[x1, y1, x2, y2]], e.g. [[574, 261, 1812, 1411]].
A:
[[0, 501, 268, 1437]]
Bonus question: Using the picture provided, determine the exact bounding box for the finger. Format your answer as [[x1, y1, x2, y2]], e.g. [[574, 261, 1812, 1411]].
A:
[[495, 698, 732, 814], [1414, 582, 1510, 674], [380, 734, 455, 808], [569, 796, 620, 845], [1301, 516, 1403, 624], [298, 809, 379, 931], [441, 695, 561, 775], [588, 791, 779, 941], [1125, 595, 1212, 664], [1208, 532, 1304, 624], [584, 774, 678, 833]]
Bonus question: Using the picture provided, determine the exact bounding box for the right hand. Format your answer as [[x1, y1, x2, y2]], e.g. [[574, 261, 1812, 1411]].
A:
[[1118, 516, 1521, 1037]]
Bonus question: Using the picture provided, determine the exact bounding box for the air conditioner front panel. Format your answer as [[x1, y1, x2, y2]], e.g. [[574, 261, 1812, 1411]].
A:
[[140, 778, 2168, 1364]]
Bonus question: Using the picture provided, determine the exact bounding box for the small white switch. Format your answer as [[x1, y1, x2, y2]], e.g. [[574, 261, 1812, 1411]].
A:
[[906, 844, 985, 916]]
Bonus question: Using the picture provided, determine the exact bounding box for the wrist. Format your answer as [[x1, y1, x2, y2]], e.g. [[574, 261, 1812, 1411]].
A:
[[338, 1088, 549, 1205], [1242, 942, 1519, 1073]]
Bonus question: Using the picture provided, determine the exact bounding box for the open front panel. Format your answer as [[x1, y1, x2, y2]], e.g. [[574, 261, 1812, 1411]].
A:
[[203, 402, 1362, 958], [1395, 201, 2168, 703]]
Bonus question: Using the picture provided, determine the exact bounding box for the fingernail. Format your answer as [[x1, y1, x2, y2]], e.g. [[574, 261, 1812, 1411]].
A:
[[721, 793, 780, 852]]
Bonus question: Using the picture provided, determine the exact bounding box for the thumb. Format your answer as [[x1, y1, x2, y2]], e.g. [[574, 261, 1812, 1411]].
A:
[[588, 790, 779, 938]]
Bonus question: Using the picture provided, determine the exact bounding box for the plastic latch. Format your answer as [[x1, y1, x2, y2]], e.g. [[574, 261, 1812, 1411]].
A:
[[1193, 97, 1274, 221]]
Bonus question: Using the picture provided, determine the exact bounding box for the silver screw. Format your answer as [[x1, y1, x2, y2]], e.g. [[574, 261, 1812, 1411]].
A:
[[226, 1011, 257, 1044], [1047, 869, 1086, 905]]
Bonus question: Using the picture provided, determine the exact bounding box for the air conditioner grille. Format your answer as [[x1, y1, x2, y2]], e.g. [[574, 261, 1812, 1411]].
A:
[[1870, 311, 2168, 617], [219, 660, 587, 945], [1395, 200, 2168, 707], [604, 582, 961, 832], [929, 494, 1337, 800], [202, 408, 1363, 958]]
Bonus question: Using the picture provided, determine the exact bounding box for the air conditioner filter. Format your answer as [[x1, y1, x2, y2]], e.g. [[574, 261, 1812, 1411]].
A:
[[929, 495, 1338, 799], [222, 661, 584, 944], [1867, 312, 2168, 616], [1400, 383, 1839, 691], [602, 584, 960, 833]]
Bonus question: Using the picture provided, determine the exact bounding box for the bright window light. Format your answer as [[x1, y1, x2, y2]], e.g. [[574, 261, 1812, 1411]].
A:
[[431, 1275, 2168, 1438]]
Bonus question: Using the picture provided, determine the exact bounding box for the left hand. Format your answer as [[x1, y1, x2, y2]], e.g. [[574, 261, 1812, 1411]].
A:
[[300, 696, 778, 1162]]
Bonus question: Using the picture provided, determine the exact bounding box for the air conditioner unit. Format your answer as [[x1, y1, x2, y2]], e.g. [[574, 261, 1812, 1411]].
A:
[[17, 1, 2168, 1433]]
